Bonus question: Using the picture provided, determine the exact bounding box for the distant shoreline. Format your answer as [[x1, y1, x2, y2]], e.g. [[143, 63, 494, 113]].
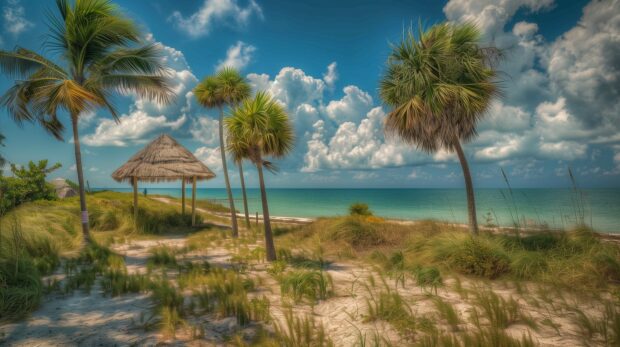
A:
[[95, 188, 620, 233]]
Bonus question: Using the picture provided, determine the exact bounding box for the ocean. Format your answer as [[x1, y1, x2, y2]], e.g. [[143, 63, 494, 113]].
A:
[[100, 188, 620, 233]]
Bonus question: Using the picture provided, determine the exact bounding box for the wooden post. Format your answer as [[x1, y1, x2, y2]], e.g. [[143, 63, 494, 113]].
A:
[[181, 178, 186, 215], [191, 176, 197, 226], [256, 212, 259, 226], [132, 176, 138, 223]]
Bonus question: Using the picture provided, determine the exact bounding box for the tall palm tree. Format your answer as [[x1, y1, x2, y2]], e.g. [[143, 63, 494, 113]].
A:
[[232, 156, 252, 229], [379, 22, 501, 235], [0, 0, 173, 244], [194, 68, 250, 237], [0, 132, 5, 168], [226, 92, 294, 261]]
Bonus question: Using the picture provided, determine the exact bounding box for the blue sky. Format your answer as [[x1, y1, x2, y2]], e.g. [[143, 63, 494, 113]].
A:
[[0, 0, 618, 189]]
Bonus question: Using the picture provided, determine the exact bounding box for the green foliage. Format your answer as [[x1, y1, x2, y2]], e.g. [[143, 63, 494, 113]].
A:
[[190, 268, 268, 326], [0, 160, 61, 213], [472, 289, 535, 330], [349, 203, 373, 216], [279, 269, 333, 303], [433, 297, 460, 331], [0, 257, 42, 321], [365, 288, 416, 338], [434, 236, 511, 279], [415, 266, 443, 294], [329, 216, 385, 248], [379, 21, 500, 152], [272, 309, 335, 347], [147, 246, 178, 268], [100, 269, 150, 297]]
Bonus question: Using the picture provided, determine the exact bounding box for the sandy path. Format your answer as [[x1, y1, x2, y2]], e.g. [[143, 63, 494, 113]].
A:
[[0, 285, 156, 346]]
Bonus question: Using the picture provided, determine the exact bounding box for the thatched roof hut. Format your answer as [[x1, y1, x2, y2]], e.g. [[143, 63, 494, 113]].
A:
[[112, 134, 216, 226], [51, 178, 77, 198], [112, 134, 215, 183]]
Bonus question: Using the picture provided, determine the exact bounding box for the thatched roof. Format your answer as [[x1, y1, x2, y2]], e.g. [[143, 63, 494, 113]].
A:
[[50, 178, 77, 198], [112, 134, 216, 183]]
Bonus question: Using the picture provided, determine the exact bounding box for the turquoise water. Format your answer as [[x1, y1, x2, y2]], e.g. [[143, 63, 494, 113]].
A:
[[101, 188, 620, 233]]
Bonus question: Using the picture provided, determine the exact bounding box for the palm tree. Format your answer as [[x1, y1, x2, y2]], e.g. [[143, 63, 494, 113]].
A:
[[226, 146, 252, 229], [0, 133, 5, 168], [226, 92, 294, 261], [194, 68, 250, 237], [379, 22, 501, 235], [0, 0, 173, 244]]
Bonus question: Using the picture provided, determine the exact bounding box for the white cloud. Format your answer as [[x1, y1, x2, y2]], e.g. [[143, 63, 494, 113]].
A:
[[190, 117, 220, 146], [302, 107, 430, 172], [545, 0, 620, 134], [170, 0, 262, 37], [82, 111, 186, 147], [264, 67, 326, 107], [443, 0, 554, 38], [216, 41, 256, 71], [194, 146, 222, 172], [3, 0, 32, 36], [81, 36, 196, 147], [353, 171, 378, 180], [325, 85, 373, 123], [323, 62, 338, 89]]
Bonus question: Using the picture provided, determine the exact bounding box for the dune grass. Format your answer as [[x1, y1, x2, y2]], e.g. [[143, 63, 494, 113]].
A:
[[0, 191, 215, 321], [276, 217, 620, 291]]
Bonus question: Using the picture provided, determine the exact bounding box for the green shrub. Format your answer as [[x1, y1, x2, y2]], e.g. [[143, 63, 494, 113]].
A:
[[147, 246, 178, 268], [330, 216, 384, 247], [415, 266, 442, 293], [0, 258, 42, 321], [510, 252, 548, 279], [518, 233, 562, 251], [349, 202, 373, 216], [0, 160, 61, 213], [436, 237, 511, 279]]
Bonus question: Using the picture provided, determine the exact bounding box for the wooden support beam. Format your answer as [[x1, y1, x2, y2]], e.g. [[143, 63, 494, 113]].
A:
[[191, 176, 197, 226], [181, 178, 186, 215], [133, 176, 138, 223]]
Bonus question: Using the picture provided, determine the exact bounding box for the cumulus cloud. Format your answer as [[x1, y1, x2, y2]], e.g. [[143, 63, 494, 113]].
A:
[[436, 0, 620, 176], [81, 36, 196, 147], [169, 0, 262, 37], [190, 117, 220, 146], [302, 107, 430, 172], [325, 86, 373, 123], [82, 111, 186, 147], [323, 62, 338, 89], [443, 0, 554, 38], [194, 146, 222, 172], [545, 0, 620, 134], [3, 0, 32, 36], [216, 41, 256, 71]]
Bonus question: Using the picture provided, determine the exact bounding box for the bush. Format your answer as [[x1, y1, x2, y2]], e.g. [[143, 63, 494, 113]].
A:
[[329, 216, 384, 247], [0, 160, 61, 213], [437, 237, 511, 279], [0, 258, 42, 321], [349, 202, 373, 216]]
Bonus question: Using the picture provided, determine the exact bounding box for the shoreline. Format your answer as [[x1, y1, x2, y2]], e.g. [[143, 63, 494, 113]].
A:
[[149, 196, 620, 238]]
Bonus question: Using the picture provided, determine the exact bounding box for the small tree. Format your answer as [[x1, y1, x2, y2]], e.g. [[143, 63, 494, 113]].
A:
[[349, 203, 373, 216], [0, 160, 61, 212]]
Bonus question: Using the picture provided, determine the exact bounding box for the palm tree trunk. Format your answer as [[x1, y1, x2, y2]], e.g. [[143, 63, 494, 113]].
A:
[[71, 114, 91, 245], [218, 107, 239, 237], [454, 140, 478, 235], [256, 153, 276, 261], [238, 161, 251, 229]]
